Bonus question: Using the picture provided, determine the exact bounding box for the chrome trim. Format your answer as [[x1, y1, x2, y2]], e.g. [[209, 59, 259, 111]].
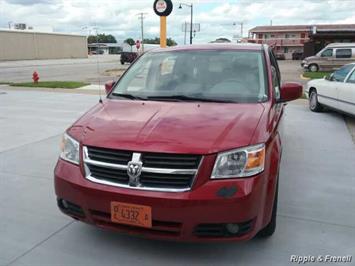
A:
[[82, 146, 201, 192], [85, 174, 191, 192], [141, 167, 197, 175], [83, 147, 197, 175]]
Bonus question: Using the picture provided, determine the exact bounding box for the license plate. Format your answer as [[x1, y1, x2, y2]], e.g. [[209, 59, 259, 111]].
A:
[[111, 201, 152, 228]]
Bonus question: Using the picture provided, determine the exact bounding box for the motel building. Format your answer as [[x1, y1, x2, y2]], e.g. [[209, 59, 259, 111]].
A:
[[248, 24, 355, 59]]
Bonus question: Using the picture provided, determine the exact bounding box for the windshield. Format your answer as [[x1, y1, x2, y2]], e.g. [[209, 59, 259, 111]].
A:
[[111, 50, 268, 103]]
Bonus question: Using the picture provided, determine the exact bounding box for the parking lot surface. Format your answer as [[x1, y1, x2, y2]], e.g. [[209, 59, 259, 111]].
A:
[[1, 88, 355, 265]]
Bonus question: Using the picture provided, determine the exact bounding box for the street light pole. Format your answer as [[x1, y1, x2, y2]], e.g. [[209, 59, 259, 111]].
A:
[[179, 3, 193, 45]]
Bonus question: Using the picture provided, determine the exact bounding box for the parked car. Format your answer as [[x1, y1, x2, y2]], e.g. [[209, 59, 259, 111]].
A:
[[302, 43, 355, 72], [55, 44, 302, 242], [306, 63, 355, 116], [275, 53, 285, 60], [120, 51, 138, 65], [90, 50, 105, 55], [292, 52, 303, 60]]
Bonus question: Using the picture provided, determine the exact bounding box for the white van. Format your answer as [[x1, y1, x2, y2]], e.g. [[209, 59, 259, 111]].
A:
[[302, 43, 355, 72]]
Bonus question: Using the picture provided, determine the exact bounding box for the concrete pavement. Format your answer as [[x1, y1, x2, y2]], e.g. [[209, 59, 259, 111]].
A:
[[0, 90, 354, 266]]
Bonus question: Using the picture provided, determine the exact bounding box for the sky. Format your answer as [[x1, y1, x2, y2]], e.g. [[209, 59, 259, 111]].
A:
[[0, 0, 355, 44]]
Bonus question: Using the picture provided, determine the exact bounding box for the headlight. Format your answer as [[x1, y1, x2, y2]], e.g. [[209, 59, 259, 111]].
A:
[[211, 144, 265, 179], [60, 133, 80, 165]]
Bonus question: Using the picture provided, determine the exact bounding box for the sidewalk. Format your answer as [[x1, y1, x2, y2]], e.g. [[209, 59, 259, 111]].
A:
[[0, 84, 104, 95]]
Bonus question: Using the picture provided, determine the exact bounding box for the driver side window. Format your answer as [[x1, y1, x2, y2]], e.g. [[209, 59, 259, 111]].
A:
[[321, 49, 333, 57]]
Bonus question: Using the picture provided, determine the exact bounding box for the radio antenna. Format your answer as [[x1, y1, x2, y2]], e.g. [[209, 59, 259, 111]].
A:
[[94, 26, 103, 104]]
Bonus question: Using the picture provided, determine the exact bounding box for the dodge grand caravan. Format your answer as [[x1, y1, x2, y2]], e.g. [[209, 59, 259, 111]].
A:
[[55, 44, 302, 242]]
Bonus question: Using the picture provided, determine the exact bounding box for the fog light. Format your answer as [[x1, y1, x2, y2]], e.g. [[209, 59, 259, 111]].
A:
[[61, 199, 69, 209], [226, 223, 240, 234]]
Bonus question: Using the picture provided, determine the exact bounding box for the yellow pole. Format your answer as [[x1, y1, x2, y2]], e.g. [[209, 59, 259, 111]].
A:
[[160, 16, 167, 48]]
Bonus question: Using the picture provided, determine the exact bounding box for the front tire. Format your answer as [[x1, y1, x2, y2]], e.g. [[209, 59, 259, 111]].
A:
[[308, 64, 319, 72], [257, 180, 278, 238], [120, 60, 124, 65], [309, 90, 323, 112]]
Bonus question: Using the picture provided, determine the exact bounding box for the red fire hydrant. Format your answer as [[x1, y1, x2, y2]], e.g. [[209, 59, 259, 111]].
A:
[[32, 71, 39, 83]]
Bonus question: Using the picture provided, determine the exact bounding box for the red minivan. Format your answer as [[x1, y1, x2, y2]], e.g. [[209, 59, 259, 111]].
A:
[[55, 44, 302, 241]]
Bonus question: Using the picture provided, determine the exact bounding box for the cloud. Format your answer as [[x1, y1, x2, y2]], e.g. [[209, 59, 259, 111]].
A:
[[4, 0, 55, 5], [0, 0, 354, 44]]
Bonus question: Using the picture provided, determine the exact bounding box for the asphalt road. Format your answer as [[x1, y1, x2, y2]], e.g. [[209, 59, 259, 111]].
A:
[[0, 88, 354, 266], [0, 55, 128, 85]]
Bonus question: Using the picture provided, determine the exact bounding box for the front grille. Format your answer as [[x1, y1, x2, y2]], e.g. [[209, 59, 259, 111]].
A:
[[87, 146, 201, 170], [194, 220, 253, 238], [87, 146, 132, 165], [141, 153, 201, 169], [83, 146, 201, 191], [87, 164, 129, 184], [139, 172, 194, 188]]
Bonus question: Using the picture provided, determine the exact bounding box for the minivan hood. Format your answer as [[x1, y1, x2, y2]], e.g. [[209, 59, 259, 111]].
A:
[[305, 55, 318, 61], [75, 100, 265, 154]]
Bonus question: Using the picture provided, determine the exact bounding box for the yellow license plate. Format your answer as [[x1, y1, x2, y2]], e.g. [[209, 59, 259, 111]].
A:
[[111, 201, 152, 228]]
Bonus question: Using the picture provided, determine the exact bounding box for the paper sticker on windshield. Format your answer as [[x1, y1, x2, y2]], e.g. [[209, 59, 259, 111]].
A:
[[160, 57, 176, 75]]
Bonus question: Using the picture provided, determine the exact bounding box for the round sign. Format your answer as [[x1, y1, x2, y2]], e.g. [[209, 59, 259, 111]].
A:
[[153, 0, 173, 17]]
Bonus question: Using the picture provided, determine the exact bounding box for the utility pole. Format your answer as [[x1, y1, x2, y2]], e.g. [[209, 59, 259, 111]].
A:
[[179, 3, 193, 44], [137, 13, 147, 52], [184, 21, 187, 45], [189, 4, 193, 44]]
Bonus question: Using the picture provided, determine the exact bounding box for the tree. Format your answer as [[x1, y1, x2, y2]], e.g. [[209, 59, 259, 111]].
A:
[[167, 38, 177, 46], [124, 38, 136, 52], [210, 38, 231, 43], [143, 37, 177, 46], [87, 34, 117, 44]]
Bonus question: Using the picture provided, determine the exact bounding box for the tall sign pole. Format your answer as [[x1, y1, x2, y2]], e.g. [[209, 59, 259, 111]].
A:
[[160, 16, 167, 47], [153, 0, 173, 48]]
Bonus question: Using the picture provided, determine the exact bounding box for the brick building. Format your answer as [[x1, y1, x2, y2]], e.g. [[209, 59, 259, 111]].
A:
[[248, 24, 355, 59]]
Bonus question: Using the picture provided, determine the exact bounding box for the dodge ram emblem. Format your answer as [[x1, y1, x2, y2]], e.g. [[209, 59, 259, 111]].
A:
[[127, 160, 142, 187]]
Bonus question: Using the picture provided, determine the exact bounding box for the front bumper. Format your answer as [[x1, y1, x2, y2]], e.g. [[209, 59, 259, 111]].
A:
[[54, 158, 269, 242]]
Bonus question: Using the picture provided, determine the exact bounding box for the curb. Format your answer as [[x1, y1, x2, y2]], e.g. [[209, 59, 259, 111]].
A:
[[300, 74, 310, 80]]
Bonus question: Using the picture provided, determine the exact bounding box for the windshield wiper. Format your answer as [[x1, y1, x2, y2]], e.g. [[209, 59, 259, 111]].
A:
[[111, 93, 146, 101], [147, 95, 235, 103]]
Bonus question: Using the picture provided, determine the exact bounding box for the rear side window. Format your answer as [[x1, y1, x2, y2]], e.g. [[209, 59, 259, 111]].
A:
[[346, 68, 355, 84], [336, 49, 352, 58], [332, 64, 354, 82]]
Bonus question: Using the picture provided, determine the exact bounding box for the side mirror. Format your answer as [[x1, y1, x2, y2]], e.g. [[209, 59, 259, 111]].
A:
[[105, 81, 115, 95], [328, 73, 334, 81], [279, 82, 303, 102]]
